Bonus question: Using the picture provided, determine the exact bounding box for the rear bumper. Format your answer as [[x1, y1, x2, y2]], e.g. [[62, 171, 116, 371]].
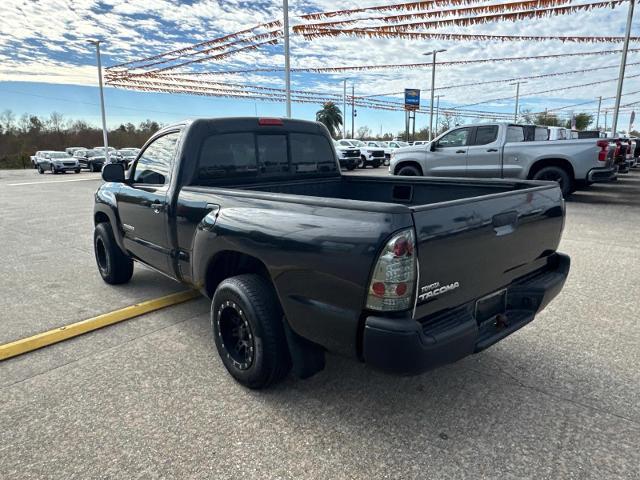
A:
[[587, 166, 617, 183], [362, 253, 570, 375]]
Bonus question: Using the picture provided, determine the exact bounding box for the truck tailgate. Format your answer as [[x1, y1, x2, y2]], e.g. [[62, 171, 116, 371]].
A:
[[412, 184, 564, 319]]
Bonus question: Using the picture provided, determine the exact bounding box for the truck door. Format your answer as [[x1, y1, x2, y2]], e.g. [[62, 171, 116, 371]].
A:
[[465, 125, 502, 178], [116, 130, 181, 275], [428, 127, 470, 177]]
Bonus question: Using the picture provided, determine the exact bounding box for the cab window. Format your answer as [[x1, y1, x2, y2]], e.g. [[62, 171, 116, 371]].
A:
[[132, 131, 180, 185], [473, 126, 498, 145], [437, 128, 470, 148], [506, 126, 525, 143]]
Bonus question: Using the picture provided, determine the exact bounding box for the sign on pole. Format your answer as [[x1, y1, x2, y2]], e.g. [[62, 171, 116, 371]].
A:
[[404, 89, 420, 110]]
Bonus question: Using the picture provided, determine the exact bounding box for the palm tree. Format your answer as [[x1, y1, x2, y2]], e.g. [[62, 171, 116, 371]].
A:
[[316, 102, 343, 138]]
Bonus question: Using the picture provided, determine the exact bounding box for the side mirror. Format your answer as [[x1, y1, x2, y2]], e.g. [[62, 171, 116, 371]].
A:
[[102, 163, 125, 183], [430, 142, 437, 151]]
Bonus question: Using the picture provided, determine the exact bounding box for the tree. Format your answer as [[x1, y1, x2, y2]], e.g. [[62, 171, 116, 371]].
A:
[[315, 102, 343, 137], [534, 112, 561, 127], [571, 112, 594, 131], [48, 112, 64, 132], [139, 119, 160, 134], [439, 111, 462, 134], [356, 125, 371, 139], [0, 109, 16, 134]]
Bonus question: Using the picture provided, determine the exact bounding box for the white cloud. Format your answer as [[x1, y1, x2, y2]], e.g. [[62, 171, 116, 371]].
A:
[[0, 0, 638, 116]]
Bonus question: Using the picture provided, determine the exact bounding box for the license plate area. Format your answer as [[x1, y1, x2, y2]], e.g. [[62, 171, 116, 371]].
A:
[[475, 289, 507, 325]]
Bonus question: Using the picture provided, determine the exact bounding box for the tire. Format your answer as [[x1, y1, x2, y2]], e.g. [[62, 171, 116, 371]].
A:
[[532, 166, 572, 197], [50, 164, 57, 174], [75, 169, 81, 174], [94, 222, 134, 284], [359, 156, 367, 168], [371, 158, 381, 168], [89, 162, 96, 172], [346, 163, 356, 171], [38, 165, 44, 174], [212, 274, 291, 389], [396, 165, 421, 176]]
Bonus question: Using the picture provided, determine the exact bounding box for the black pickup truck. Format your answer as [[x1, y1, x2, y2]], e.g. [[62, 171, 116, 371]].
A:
[[94, 117, 570, 389]]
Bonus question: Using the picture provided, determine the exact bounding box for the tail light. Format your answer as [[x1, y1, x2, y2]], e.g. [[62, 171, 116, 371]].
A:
[[258, 118, 283, 126], [366, 228, 417, 311], [597, 140, 609, 162]]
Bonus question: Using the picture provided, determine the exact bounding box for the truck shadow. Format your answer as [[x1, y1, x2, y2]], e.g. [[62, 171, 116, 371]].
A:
[[569, 172, 640, 206]]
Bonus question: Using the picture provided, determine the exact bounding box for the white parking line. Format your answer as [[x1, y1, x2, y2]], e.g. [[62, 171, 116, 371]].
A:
[[7, 177, 101, 186]]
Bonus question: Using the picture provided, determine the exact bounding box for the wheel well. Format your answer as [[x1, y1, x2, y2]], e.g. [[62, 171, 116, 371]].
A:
[[394, 161, 423, 176], [205, 251, 271, 298], [528, 158, 574, 180], [94, 212, 109, 225]]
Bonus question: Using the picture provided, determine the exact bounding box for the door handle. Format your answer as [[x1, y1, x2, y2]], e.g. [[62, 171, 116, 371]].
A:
[[492, 211, 518, 236], [456, 150, 466, 154], [150, 202, 164, 214], [487, 148, 498, 152]]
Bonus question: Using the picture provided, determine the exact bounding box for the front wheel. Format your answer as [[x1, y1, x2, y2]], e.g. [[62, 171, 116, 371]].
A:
[[50, 164, 57, 174], [346, 163, 356, 171], [212, 274, 291, 389], [371, 159, 381, 168], [94, 222, 134, 284], [38, 165, 44, 174], [532, 166, 572, 197], [397, 165, 421, 176], [75, 169, 81, 174], [89, 162, 96, 172], [359, 156, 367, 168]]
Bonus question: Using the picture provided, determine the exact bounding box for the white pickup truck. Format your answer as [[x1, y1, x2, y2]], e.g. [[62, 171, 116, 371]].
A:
[[390, 122, 616, 196]]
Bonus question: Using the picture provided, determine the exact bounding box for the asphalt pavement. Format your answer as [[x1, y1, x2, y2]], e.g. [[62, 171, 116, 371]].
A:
[[1, 166, 639, 479]]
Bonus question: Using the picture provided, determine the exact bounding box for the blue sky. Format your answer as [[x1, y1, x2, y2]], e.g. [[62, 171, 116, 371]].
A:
[[0, 0, 638, 134]]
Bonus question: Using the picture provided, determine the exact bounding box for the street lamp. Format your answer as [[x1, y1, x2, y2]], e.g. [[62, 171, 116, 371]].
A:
[[509, 81, 527, 123], [434, 94, 444, 137], [423, 49, 447, 141], [611, 0, 635, 136], [342, 78, 352, 139], [283, 0, 291, 118], [87, 39, 110, 163]]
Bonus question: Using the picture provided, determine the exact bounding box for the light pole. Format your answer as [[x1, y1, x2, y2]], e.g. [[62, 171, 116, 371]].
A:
[[283, 0, 292, 118], [351, 84, 356, 139], [342, 78, 352, 139], [423, 49, 446, 141], [434, 95, 443, 137], [88, 39, 110, 163], [510, 81, 527, 123], [596, 96, 602, 130], [611, 0, 634, 136]]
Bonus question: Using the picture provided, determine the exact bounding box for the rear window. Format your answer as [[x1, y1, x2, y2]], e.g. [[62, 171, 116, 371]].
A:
[[192, 132, 336, 185], [197, 133, 258, 180], [474, 126, 498, 145], [506, 126, 525, 143]]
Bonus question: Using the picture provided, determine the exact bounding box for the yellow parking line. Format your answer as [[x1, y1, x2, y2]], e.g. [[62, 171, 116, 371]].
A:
[[0, 290, 201, 361]]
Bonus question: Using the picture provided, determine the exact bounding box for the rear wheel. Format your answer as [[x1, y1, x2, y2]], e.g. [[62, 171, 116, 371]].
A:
[[212, 274, 291, 389], [397, 165, 421, 176], [532, 166, 572, 197], [94, 222, 134, 284]]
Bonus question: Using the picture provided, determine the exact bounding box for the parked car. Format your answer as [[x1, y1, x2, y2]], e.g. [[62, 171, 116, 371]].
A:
[[365, 140, 392, 165], [114, 148, 140, 169], [390, 122, 616, 197], [36, 151, 80, 174], [94, 117, 569, 389], [336, 139, 384, 168], [547, 126, 572, 141], [31, 150, 56, 168], [522, 125, 549, 141], [65, 147, 86, 156], [74, 149, 107, 172], [332, 141, 360, 170]]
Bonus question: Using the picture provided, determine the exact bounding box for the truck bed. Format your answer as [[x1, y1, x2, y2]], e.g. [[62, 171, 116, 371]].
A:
[[224, 175, 535, 207]]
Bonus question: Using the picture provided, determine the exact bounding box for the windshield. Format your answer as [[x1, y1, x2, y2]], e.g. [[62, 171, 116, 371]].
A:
[[48, 152, 69, 158], [118, 149, 137, 156], [397, 141, 409, 147], [352, 140, 365, 146], [86, 150, 104, 157]]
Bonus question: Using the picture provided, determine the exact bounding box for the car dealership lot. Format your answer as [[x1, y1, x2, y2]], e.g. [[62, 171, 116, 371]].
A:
[[1, 168, 639, 479]]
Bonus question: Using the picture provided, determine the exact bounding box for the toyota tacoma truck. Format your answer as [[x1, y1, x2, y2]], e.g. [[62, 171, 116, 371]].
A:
[[94, 117, 570, 389], [390, 122, 616, 197]]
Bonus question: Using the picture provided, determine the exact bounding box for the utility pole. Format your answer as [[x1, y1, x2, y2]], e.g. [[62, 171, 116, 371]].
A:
[[351, 84, 355, 139], [423, 49, 446, 141], [88, 39, 110, 164], [343, 79, 347, 139], [283, 0, 291, 118], [596, 96, 602, 130], [611, 0, 634, 136], [605, 110, 608, 134], [510, 81, 527, 123], [434, 95, 442, 137]]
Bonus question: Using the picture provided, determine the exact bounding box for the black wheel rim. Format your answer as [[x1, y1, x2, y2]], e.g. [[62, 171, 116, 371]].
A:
[[95, 237, 108, 272], [217, 301, 254, 370]]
